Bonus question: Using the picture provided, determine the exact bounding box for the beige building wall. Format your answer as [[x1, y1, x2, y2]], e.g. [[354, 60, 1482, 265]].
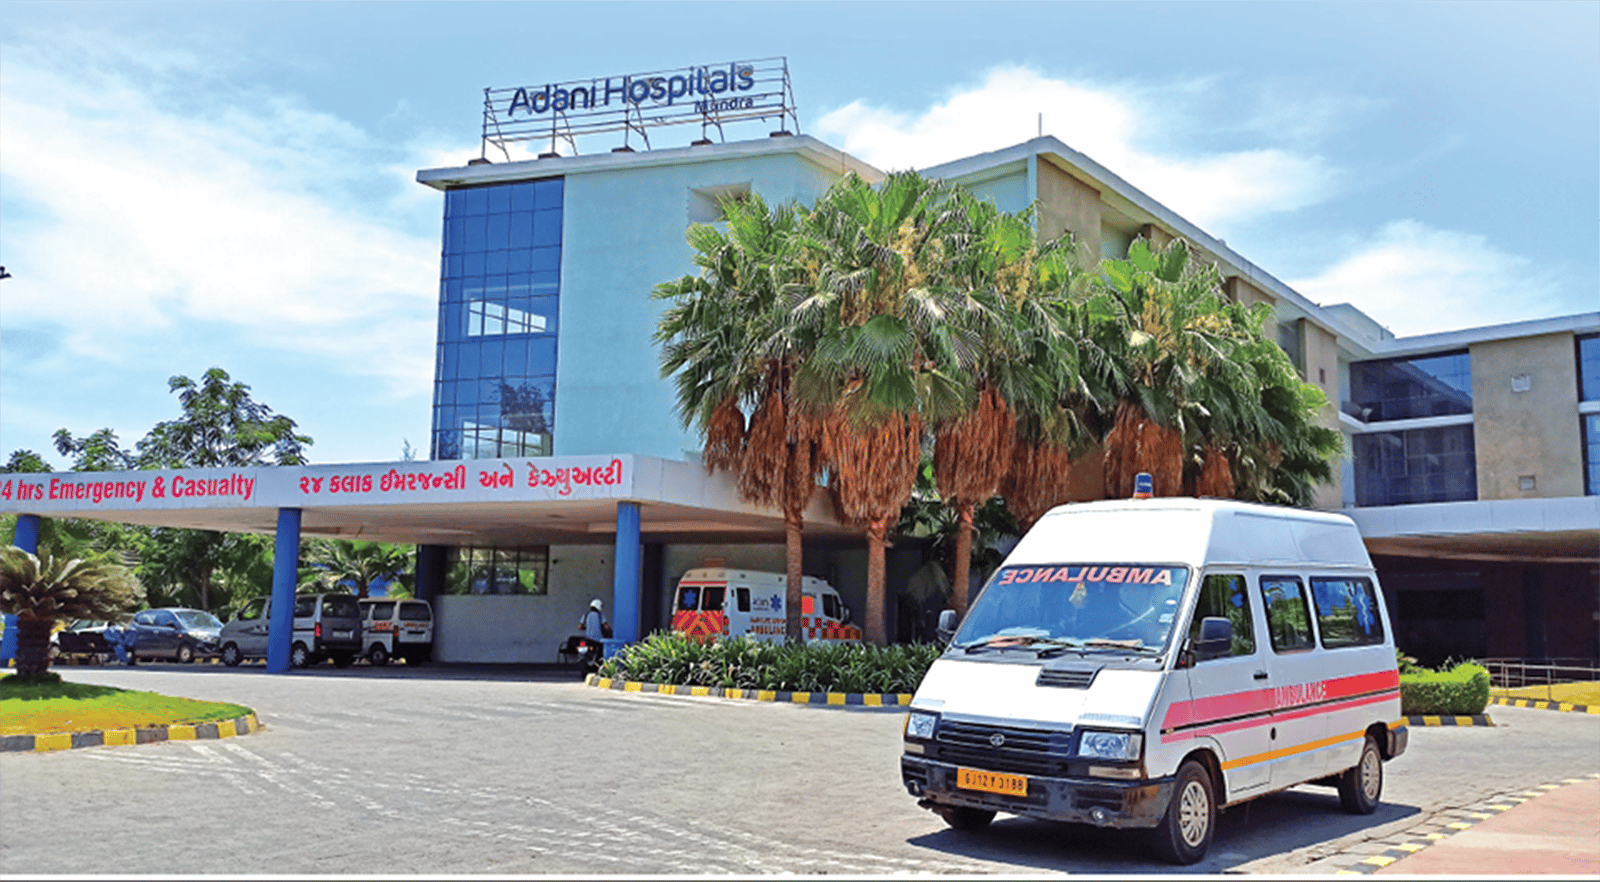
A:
[[1224, 276, 1276, 334], [1035, 161, 1102, 261], [1300, 320, 1346, 511], [1471, 333, 1584, 499]]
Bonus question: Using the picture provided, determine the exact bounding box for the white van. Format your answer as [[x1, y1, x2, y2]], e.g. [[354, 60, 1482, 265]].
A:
[[357, 598, 434, 665], [670, 568, 860, 644], [218, 592, 364, 668], [900, 498, 1406, 864]]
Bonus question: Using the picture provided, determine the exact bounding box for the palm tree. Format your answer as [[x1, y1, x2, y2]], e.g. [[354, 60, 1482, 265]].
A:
[[792, 172, 978, 644], [302, 540, 413, 599], [0, 545, 143, 677], [655, 195, 824, 642]]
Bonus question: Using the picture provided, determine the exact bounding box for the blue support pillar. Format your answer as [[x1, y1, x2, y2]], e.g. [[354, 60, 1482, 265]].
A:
[[266, 508, 302, 673], [12, 514, 40, 554], [611, 502, 642, 648]]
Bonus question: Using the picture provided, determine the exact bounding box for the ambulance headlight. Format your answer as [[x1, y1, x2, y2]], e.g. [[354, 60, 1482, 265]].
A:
[[1077, 730, 1143, 761], [904, 711, 939, 741]]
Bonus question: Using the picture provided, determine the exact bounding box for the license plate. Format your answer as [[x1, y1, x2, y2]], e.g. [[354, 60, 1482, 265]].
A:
[[332, 630, 352, 639], [957, 768, 1028, 797]]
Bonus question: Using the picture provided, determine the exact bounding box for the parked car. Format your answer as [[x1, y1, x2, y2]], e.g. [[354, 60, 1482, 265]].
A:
[[218, 592, 363, 668], [357, 598, 434, 665], [50, 620, 114, 663], [125, 608, 224, 664]]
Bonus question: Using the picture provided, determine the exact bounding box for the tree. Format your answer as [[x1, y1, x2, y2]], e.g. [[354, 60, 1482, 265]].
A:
[[793, 172, 978, 644], [2, 450, 52, 473], [0, 545, 143, 677], [136, 367, 312, 468], [301, 540, 413, 599], [655, 195, 824, 642]]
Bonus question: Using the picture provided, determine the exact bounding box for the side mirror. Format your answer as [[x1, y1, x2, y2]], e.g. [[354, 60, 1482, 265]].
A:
[[1194, 617, 1232, 662], [841, 605, 853, 626], [936, 609, 959, 643]]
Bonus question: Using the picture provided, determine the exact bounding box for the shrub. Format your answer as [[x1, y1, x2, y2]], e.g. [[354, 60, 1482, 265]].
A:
[[1400, 661, 1490, 715], [599, 632, 943, 694]]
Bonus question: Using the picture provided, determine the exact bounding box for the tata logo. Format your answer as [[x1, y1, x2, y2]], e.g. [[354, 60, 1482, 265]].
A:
[[989, 733, 1006, 748]]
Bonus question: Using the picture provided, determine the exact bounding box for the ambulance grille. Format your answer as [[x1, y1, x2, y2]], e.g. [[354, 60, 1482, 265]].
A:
[[1036, 667, 1099, 689], [936, 721, 1073, 777]]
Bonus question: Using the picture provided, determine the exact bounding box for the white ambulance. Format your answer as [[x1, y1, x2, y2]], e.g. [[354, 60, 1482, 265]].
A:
[[357, 598, 434, 665], [670, 568, 861, 644], [900, 498, 1406, 864]]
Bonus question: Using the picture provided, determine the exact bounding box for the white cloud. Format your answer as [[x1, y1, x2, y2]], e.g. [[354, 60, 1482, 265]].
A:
[[813, 66, 1340, 233], [1289, 220, 1570, 337], [0, 34, 440, 391]]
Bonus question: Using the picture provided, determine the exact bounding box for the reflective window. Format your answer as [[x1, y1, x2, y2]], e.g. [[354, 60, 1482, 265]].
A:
[[1190, 573, 1256, 657], [1260, 576, 1315, 653], [1580, 335, 1600, 402], [1348, 351, 1471, 422], [1310, 577, 1385, 648], [1352, 425, 1478, 506], [447, 546, 549, 595], [1585, 414, 1600, 496], [433, 178, 562, 460], [952, 564, 1189, 653]]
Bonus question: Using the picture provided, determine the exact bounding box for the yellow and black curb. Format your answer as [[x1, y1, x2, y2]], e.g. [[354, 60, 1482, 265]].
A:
[[1403, 714, 1493, 726], [1489, 696, 1599, 715], [586, 674, 913, 708], [1335, 773, 1600, 875], [0, 713, 261, 753]]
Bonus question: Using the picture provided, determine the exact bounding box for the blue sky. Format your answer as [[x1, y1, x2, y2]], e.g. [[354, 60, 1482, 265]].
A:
[[2, 1, 1596, 466]]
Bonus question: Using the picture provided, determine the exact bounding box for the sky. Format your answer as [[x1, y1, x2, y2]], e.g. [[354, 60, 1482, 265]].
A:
[[2, 1, 1596, 467]]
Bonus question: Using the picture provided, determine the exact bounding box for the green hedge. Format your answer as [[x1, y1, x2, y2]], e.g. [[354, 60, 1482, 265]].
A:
[[598, 632, 943, 695], [1399, 662, 1490, 715]]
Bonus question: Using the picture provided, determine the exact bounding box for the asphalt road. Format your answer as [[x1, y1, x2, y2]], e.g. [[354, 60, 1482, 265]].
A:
[[2, 663, 1595, 875]]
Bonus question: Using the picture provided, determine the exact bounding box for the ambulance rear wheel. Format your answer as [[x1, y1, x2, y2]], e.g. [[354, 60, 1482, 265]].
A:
[[1150, 760, 1215, 865], [935, 805, 995, 831], [368, 644, 389, 666], [1338, 735, 1383, 814]]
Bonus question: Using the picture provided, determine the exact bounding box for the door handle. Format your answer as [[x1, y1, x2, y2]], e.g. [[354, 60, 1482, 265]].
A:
[[1253, 670, 1269, 680]]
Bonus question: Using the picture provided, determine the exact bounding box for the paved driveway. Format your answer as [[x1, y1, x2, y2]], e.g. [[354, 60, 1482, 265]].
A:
[[2, 664, 1595, 875]]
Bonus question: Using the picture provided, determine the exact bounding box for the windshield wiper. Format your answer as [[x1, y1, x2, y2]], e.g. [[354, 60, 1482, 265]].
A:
[[958, 635, 1049, 653], [1078, 639, 1162, 655]]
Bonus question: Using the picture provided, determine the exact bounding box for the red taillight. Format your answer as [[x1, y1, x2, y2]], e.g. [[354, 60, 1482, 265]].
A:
[[315, 622, 322, 639]]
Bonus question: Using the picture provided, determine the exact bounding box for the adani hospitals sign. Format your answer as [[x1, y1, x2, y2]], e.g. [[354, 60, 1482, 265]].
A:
[[480, 57, 798, 158]]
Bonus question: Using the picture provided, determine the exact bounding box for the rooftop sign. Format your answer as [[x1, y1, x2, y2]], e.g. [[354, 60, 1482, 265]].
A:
[[480, 57, 798, 159]]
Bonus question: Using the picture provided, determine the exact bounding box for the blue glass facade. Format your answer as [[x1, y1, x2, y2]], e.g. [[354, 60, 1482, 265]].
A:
[[432, 178, 563, 460], [1579, 334, 1600, 402], [1348, 351, 1472, 422], [1352, 424, 1478, 506]]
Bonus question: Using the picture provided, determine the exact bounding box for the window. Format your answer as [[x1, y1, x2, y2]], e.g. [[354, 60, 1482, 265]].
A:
[[1310, 577, 1385, 648], [447, 546, 549, 595], [466, 300, 548, 337], [1260, 576, 1315, 652], [399, 602, 431, 621], [1190, 573, 1256, 657], [323, 595, 359, 618], [367, 602, 396, 621], [735, 587, 751, 613], [701, 586, 726, 612], [1348, 351, 1472, 422], [1579, 334, 1600, 402], [823, 594, 843, 621], [1585, 414, 1600, 496], [676, 587, 700, 611], [236, 598, 265, 622], [294, 597, 315, 617], [1352, 425, 1478, 506]]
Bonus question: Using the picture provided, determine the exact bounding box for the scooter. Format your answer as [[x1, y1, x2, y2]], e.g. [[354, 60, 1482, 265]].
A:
[[575, 637, 603, 678]]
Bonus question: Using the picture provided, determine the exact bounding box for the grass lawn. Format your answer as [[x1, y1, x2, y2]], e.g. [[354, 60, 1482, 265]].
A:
[[1493, 681, 1600, 707], [0, 675, 254, 736]]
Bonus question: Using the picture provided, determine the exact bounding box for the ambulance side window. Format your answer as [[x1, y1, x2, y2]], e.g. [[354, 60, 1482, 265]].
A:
[[823, 595, 842, 621], [1310, 577, 1385, 648], [1260, 576, 1315, 653], [1190, 573, 1256, 658], [702, 587, 725, 612], [735, 588, 751, 613]]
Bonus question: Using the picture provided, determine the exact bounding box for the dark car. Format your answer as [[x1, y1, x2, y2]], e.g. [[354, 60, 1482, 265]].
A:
[[126, 608, 224, 663]]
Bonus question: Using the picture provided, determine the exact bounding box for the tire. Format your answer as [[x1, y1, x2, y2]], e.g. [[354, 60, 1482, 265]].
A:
[[221, 643, 242, 667], [1338, 735, 1383, 814], [368, 644, 389, 666], [176, 643, 195, 664], [935, 805, 996, 831], [290, 642, 311, 668], [332, 652, 355, 669], [1150, 760, 1216, 865]]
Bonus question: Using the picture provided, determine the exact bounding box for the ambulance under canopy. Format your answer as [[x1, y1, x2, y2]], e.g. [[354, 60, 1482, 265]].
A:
[[670, 568, 861, 644]]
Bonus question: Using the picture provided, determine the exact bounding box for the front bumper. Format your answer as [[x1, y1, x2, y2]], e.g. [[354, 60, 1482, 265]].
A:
[[902, 755, 1175, 829]]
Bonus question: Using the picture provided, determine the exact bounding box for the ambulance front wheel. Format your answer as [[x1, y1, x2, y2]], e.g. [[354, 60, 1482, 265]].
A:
[[1150, 760, 1215, 865], [935, 805, 995, 831], [1338, 735, 1383, 814]]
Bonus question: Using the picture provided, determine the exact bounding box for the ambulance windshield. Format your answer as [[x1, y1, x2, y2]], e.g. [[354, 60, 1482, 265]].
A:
[[953, 564, 1190, 655]]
